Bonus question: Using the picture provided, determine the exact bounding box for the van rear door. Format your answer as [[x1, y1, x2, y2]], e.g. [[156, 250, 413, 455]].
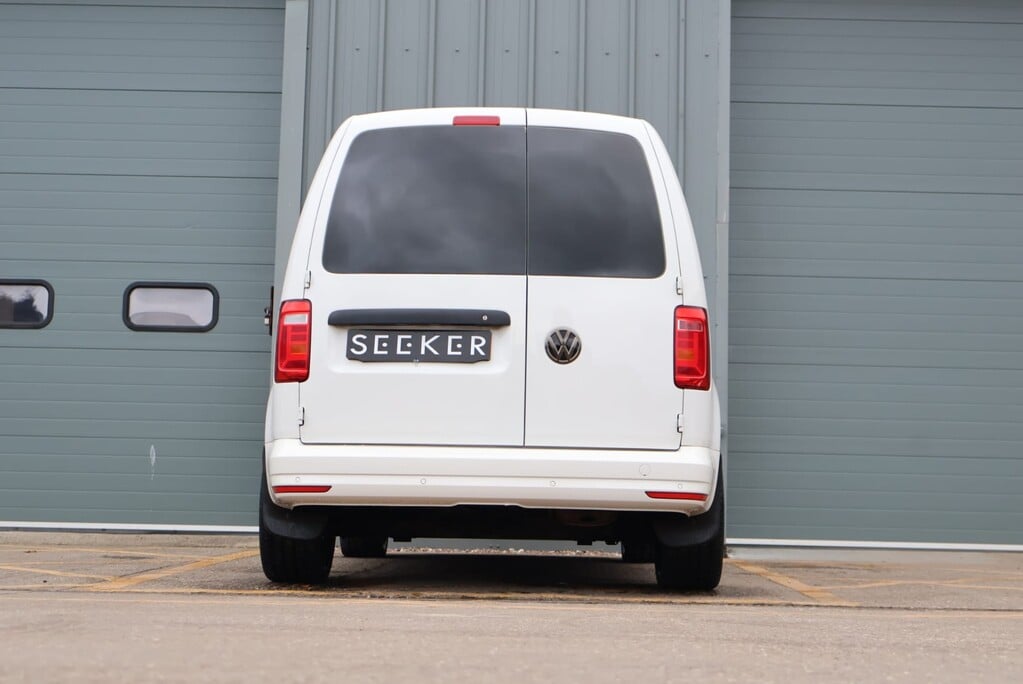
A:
[[523, 113, 683, 450], [299, 110, 528, 447]]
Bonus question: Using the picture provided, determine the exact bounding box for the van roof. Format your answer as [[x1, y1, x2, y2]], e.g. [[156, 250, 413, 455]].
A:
[[345, 107, 651, 132]]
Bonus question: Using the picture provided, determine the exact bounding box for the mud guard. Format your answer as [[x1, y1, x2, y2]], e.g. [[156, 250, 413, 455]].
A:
[[260, 468, 329, 541], [651, 467, 724, 548]]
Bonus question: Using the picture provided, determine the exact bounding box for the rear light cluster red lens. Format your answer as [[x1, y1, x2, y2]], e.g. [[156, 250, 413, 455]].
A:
[[674, 306, 710, 390], [275, 299, 312, 383]]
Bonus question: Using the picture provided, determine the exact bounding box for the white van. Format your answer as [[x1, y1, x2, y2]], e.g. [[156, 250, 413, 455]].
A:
[[263, 108, 722, 590]]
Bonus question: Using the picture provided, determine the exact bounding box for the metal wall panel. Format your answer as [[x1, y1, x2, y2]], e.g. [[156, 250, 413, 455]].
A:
[[730, 0, 1023, 544], [0, 0, 285, 526], [304, 0, 689, 197]]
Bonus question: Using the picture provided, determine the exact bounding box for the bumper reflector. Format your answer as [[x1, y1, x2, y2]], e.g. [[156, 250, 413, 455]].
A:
[[645, 491, 708, 501], [272, 485, 332, 494]]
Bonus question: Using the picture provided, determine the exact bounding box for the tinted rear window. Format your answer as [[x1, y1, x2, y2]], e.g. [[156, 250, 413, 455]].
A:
[[323, 126, 526, 274], [322, 125, 665, 278], [528, 127, 665, 277]]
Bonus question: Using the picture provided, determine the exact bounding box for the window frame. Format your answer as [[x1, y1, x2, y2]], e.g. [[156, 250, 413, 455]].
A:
[[0, 279, 55, 329], [122, 281, 220, 333]]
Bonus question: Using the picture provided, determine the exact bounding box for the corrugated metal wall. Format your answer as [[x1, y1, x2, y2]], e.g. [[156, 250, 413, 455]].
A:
[[0, 0, 285, 527], [729, 0, 1023, 544], [304, 0, 683, 178], [298, 0, 729, 303]]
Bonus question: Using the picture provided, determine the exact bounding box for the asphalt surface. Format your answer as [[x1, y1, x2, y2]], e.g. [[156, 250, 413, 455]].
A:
[[0, 532, 1020, 683]]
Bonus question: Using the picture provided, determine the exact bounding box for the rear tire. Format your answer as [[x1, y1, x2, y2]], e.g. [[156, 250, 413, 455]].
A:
[[259, 474, 335, 584], [340, 536, 389, 558], [653, 469, 724, 591]]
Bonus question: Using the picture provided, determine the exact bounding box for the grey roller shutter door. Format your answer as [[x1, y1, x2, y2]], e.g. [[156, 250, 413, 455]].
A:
[[0, 1, 284, 526], [730, 0, 1023, 545]]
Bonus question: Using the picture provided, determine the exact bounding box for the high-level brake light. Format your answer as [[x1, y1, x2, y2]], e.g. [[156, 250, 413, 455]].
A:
[[275, 299, 312, 383], [452, 115, 501, 126], [674, 306, 710, 390]]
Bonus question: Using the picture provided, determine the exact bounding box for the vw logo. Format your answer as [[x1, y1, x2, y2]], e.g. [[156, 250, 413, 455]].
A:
[[545, 328, 581, 364]]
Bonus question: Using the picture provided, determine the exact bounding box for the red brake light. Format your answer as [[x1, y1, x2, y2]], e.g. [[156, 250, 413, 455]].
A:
[[452, 115, 500, 126], [674, 306, 710, 390], [275, 299, 311, 383]]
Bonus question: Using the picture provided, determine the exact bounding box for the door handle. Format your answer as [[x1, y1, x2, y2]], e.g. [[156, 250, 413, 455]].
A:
[[327, 308, 511, 327]]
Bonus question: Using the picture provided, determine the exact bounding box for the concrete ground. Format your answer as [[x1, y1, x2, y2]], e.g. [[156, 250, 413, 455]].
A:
[[0, 532, 1020, 683]]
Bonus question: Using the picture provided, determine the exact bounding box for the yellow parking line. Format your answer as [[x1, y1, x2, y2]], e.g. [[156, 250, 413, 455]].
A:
[[0, 545, 209, 560], [0, 564, 113, 580], [0, 584, 92, 590], [816, 577, 1023, 591], [731, 561, 858, 607], [815, 579, 939, 590], [83, 549, 260, 591]]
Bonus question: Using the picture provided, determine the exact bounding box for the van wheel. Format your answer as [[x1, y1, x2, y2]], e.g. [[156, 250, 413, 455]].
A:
[[340, 536, 389, 558], [654, 525, 723, 591], [653, 470, 724, 591], [259, 475, 335, 584]]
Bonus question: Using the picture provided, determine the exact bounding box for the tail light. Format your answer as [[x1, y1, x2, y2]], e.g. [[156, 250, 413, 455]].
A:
[[275, 299, 311, 383], [674, 306, 710, 390]]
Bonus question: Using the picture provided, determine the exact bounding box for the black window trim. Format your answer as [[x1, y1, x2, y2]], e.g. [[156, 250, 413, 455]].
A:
[[122, 281, 220, 333], [0, 278, 55, 329]]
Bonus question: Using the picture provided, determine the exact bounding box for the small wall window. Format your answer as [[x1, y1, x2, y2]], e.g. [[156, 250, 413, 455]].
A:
[[0, 280, 54, 329], [124, 282, 218, 332]]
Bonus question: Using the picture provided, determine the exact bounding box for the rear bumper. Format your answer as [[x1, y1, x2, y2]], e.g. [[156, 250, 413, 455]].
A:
[[265, 439, 719, 516]]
